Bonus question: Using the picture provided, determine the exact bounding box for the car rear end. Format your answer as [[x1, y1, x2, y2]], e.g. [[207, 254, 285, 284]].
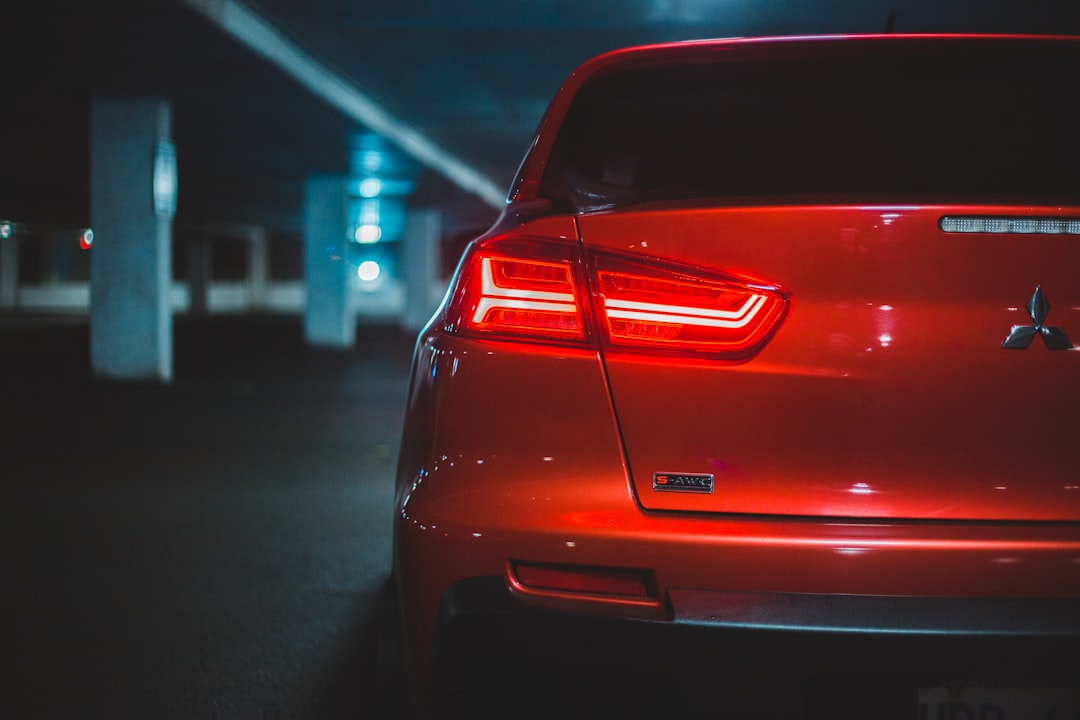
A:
[[393, 34, 1080, 717]]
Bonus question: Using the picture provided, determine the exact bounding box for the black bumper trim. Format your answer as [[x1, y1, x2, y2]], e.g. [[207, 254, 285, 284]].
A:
[[435, 577, 1080, 681], [669, 588, 1080, 636]]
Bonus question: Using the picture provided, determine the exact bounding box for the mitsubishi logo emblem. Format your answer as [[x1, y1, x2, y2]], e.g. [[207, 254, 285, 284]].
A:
[[1002, 286, 1073, 350]]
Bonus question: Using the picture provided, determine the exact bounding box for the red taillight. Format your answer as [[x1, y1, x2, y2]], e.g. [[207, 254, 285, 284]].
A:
[[451, 239, 587, 342], [448, 237, 788, 358], [590, 252, 788, 358]]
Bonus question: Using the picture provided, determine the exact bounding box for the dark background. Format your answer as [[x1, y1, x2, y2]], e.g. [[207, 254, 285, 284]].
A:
[[5, 0, 1080, 238], [4, 2, 1080, 717]]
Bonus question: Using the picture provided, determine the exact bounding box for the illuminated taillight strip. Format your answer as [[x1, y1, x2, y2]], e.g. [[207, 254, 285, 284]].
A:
[[604, 294, 767, 329], [473, 296, 579, 321], [471, 257, 577, 323], [940, 216, 1080, 234]]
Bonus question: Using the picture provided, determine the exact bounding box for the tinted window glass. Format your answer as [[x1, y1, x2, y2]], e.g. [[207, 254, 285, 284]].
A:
[[541, 41, 1080, 211]]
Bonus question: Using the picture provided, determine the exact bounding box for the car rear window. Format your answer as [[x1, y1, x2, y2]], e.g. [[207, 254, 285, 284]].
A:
[[540, 39, 1080, 212]]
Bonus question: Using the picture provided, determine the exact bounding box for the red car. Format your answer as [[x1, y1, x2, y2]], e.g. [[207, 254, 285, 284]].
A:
[[391, 34, 1080, 717]]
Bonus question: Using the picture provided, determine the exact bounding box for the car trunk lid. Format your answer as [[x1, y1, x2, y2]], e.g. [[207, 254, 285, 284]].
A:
[[581, 203, 1080, 521]]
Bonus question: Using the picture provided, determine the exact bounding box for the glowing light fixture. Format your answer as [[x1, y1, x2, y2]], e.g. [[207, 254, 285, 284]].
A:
[[358, 178, 382, 197], [357, 260, 381, 282], [354, 224, 382, 244]]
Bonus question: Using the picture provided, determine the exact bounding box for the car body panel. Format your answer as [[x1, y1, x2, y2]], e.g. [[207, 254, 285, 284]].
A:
[[579, 203, 1080, 520]]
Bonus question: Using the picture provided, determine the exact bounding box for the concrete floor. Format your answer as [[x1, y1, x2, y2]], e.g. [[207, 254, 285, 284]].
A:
[[4, 314, 412, 719]]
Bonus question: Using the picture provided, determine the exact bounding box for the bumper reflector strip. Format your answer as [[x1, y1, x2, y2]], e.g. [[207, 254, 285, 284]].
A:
[[513, 562, 650, 598]]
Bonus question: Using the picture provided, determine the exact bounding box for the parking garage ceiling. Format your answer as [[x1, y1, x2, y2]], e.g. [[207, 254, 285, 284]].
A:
[[4, 0, 1080, 237]]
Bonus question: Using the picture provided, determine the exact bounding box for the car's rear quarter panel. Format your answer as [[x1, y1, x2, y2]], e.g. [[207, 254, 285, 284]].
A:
[[395, 330, 629, 694]]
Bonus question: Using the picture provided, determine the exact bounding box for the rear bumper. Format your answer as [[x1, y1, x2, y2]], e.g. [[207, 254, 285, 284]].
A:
[[396, 471, 1080, 707], [396, 457, 1080, 706], [432, 577, 1080, 716]]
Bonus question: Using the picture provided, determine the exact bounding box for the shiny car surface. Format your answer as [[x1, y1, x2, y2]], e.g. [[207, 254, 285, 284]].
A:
[[392, 34, 1080, 717]]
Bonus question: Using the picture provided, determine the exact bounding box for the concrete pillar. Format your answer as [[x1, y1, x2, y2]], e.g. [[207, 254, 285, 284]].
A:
[[303, 175, 353, 348], [402, 209, 441, 332], [90, 98, 173, 382], [1, 234, 17, 309], [248, 226, 268, 310]]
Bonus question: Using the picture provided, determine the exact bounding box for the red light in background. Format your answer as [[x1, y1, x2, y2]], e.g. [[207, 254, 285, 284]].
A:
[[79, 229, 94, 250]]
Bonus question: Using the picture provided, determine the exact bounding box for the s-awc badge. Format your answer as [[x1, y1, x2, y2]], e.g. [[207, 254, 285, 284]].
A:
[[653, 473, 714, 493]]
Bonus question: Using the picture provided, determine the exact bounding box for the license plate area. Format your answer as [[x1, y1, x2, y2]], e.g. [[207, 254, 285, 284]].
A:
[[918, 683, 1079, 719]]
